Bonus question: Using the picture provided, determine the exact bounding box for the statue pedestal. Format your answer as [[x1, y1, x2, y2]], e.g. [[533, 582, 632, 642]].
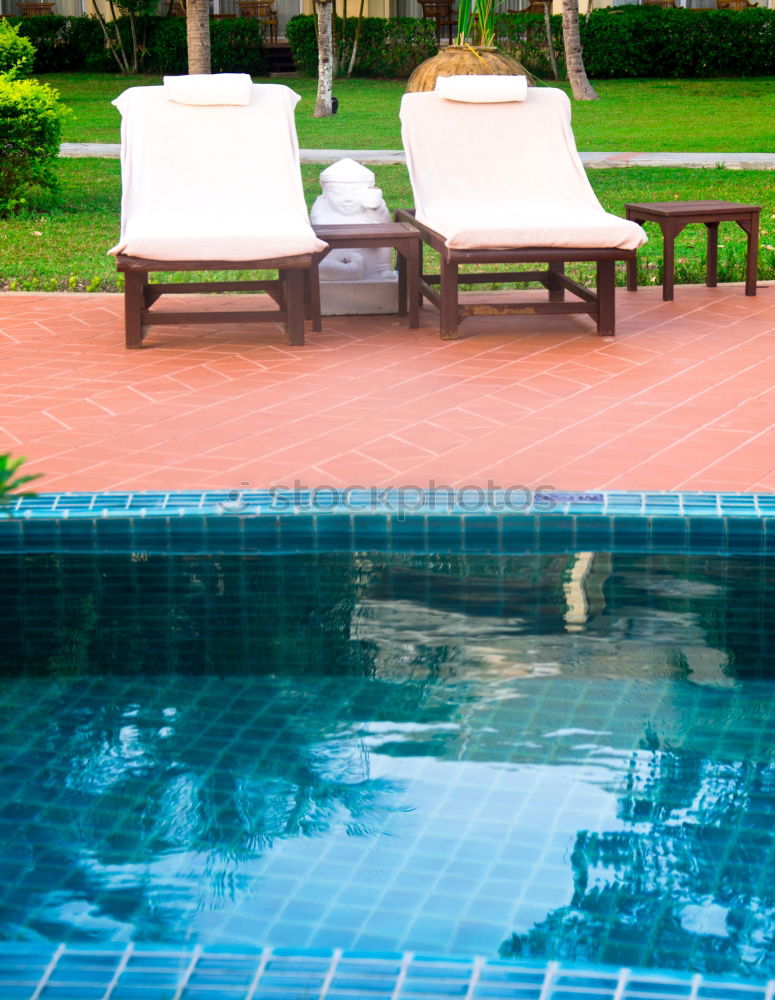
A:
[[320, 276, 399, 316]]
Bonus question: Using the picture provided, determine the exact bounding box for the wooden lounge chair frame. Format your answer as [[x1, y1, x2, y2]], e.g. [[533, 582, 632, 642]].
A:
[[116, 255, 315, 349], [395, 209, 635, 339]]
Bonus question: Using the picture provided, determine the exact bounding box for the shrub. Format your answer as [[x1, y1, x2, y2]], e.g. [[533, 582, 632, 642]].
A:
[[0, 75, 66, 216], [6, 15, 268, 75], [209, 19, 270, 75], [579, 7, 774, 79], [145, 15, 188, 74], [497, 7, 775, 79], [0, 19, 36, 78], [286, 14, 436, 77], [495, 10, 564, 78], [7, 15, 111, 73], [147, 17, 269, 74]]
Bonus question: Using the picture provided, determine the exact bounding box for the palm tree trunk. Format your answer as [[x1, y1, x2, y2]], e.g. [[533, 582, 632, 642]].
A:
[[314, 0, 335, 117], [561, 0, 597, 100], [187, 0, 211, 75]]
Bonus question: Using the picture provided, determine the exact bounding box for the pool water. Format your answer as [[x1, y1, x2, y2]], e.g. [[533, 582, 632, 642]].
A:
[[0, 551, 773, 980]]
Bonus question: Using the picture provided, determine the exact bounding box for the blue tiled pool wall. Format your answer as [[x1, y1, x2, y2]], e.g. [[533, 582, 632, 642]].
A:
[[3, 549, 775, 679], [1, 490, 775, 555], [2, 947, 774, 1000]]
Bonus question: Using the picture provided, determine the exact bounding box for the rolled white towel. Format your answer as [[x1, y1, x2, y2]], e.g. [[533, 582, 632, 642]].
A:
[[435, 74, 528, 104], [163, 73, 253, 106]]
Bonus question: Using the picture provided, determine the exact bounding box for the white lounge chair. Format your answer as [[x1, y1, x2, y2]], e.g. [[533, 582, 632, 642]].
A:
[[110, 75, 327, 348], [397, 78, 647, 338]]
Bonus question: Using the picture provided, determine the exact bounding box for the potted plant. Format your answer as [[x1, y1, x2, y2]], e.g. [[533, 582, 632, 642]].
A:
[[406, 0, 534, 93]]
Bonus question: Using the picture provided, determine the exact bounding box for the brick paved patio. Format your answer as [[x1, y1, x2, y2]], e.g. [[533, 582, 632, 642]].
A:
[[1, 282, 774, 495]]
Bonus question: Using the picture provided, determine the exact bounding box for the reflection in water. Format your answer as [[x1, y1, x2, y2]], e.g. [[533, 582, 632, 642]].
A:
[[0, 551, 773, 977]]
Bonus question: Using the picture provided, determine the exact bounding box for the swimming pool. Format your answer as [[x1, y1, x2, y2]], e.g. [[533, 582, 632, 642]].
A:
[[0, 491, 773, 997]]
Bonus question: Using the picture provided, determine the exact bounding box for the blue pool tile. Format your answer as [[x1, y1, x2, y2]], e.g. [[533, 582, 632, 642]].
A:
[[276, 514, 317, 551], [680, 493, 720, 515], [537, 516, 575, 552], [500, 515, 539, 553], [425, 515, 465, 552], [0, 518, 22, 551], [462, 516, 501, 553], [612, 516, 650, 550], [649, 516, 688, 551], [352, 514, 389, 550], [313, 513, 354, 549], [52, 493, 96, 512], [203, 515, 244, 550], [604, 493, 645, 515], [642, 493, 682, 515], [18, 518, 60, 551], [94, 517, 133, 550], [725, 518, 764, 553], [686, 517, 726, 553], [388, 516, 427, 552], [719, 494, 758, 514], [574, 515, 613, 550], [241, 515, 283, 551], [124, 492, 169, 512]]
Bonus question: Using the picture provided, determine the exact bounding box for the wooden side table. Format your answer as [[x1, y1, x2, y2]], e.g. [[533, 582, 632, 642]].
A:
[[308, 222, 422, 330], [625, 200, 760, 301]]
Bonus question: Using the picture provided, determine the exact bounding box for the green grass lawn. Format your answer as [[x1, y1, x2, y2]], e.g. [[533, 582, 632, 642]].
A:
[[2, 159, 773, 292], [43, 73, 775, 153]]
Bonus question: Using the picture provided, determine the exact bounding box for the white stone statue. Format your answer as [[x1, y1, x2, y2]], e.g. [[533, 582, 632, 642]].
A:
[[310, 157, 397, 283]]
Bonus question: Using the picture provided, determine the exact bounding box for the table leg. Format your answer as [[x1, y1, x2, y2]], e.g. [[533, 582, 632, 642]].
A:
[[625, 213, 643, 291], [661, 220, 679, 301], [405, 239, 420, 329], [396, 245, 407, 319], [705, 221, 719, 288], [739, 212, 760, 296]]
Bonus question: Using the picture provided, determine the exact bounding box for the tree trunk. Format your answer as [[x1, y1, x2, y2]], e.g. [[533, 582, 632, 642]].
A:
[[561, 0, 597, 100], [187, 0, 211, 75], [543, 0, 559, 80], [314, 0, 334, 117], [346, 0, 366, 77]]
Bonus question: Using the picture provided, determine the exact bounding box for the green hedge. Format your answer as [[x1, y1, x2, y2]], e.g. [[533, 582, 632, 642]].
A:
[[6, 15, 269, 75], [0, 19, 36, 78], [286, 14, 437, 77], [0, 75, 66, 215], [497, 6, 775, 79]]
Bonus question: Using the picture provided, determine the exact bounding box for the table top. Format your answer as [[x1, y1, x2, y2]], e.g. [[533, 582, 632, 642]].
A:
[[312, 222, 421, 240], [625, 200, 761, 217]]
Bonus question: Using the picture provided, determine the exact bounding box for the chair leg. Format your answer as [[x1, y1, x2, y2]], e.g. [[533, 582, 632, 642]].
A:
[[548, 260, 565, 302], [124, 270, 146, 349], [284, 269, 306, 346], [596, 259, 616, 337], [439, 258, 460, 340], [307, 256, 323, 332]]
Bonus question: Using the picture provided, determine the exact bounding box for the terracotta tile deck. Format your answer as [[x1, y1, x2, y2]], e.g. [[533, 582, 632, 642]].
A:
[[2, 282, 774, 496]]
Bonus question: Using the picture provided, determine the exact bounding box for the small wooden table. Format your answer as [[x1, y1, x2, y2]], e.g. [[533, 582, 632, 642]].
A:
[[308, 222, 422, 329], [625, 200, 760, 301]]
